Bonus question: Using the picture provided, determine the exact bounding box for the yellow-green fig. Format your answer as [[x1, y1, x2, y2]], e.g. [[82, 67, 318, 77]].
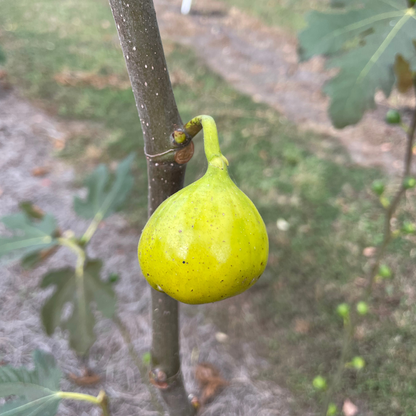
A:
[[138, 115, 268, 304]]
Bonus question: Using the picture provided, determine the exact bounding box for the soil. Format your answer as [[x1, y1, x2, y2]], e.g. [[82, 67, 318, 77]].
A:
[[155, 0, 416, 175]]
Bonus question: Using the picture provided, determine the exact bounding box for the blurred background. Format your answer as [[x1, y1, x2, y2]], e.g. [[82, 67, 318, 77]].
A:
[[1, 0, 416, 415]]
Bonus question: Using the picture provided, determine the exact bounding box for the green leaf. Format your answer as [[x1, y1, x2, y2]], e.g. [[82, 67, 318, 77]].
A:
[[0, 213, 58, 263], [0, 350, 62, 416], [41, 260, 116, 356], [299, 0, 416, 128], [74, 153, 135, 220]]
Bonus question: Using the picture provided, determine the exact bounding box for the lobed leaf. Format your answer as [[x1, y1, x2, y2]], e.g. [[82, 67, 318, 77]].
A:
[[41, 260, 116, 356], [298, 0, 416, 128], [0, 350, 62, 416], [73, 153, 135, 220], [0, 213, 58, 264]]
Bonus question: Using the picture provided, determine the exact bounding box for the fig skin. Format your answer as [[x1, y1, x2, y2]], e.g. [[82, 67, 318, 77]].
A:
[[138, 116, 269, 304]]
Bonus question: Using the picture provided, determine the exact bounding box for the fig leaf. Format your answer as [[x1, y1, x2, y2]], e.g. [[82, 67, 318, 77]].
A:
[[40, 260, 116, 356], [74, 153, 135, 220], [0, 213, 58, 264], [0, 350, 62, 416], [298, 0, 416, 128]]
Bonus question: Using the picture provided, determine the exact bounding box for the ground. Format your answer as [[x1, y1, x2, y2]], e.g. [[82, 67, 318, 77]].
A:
[[1, 0, 416, 415]]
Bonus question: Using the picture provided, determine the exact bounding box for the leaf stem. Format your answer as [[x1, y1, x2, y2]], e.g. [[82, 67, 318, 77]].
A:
[[57, 237, 86, 277], [57, 390, 111, 415], [81, 212, 104, 245], [56, 391, 100, 404]]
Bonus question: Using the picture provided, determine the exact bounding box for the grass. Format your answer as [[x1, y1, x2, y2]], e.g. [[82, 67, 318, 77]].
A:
[[1, 0, 416, 415], [214, 0, 312, 33]]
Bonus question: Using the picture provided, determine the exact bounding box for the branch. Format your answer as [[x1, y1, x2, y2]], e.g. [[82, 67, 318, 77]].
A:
[[366, 84, 416, 294], [108, 1, 195, 415]]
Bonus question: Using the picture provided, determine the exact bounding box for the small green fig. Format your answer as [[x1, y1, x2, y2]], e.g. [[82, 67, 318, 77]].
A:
[[403, 176, 416, 189], [336, 303, 350, 318], [378, 264, 392, 279], [356, 301, 369, 315], [385, 109, 401, 125], [401, 221, 416, 234], [138, 116, 269, 304], [351, 356, 365, 370], [312, 375, 327, 390], [327, 403, 338, 416], [371, 180, 385, 196]]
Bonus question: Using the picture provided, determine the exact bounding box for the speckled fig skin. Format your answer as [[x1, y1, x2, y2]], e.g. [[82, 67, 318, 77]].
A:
[[138, 115, 269, 304]]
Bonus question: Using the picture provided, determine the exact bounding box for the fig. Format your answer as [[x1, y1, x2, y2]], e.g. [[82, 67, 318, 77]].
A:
[[371, 180, 385, 196], [385, 109, 401, 125], [138, 115, 268, 304]]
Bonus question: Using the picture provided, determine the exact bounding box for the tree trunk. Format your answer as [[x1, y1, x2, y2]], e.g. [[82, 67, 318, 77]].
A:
[[108, 1, 195, 414]]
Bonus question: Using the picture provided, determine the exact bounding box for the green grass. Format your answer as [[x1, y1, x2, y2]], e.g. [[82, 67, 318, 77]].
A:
[[215, 0, 311, 33], [1, 1, 416, 415]]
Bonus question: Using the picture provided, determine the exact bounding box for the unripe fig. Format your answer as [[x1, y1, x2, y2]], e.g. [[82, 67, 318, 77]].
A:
[[138, 116, 269, 304], [401, 221, 416, 234], [371, 180, 385, 196], [403, 176, 416, 189], [312, 375, 327, 390], [356, 301, 369, 315], [351, 356, 365, 370], [336, 303, 350, 318], [385, 109, 401, 125], [326, 403, 337, 416], [378, 264, 392, 279]]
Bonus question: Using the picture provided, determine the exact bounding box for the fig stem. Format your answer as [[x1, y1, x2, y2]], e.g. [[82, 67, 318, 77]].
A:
[[177, 115, 229, 169]]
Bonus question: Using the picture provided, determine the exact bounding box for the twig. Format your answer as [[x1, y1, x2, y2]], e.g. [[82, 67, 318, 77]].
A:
[[366, 85, 416, 295], [322, 317, 353, 415]]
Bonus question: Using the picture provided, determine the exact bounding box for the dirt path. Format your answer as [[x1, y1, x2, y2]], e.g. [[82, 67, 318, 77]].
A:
[[0, 85, 302, 415], [155, 0, 415, 175]]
